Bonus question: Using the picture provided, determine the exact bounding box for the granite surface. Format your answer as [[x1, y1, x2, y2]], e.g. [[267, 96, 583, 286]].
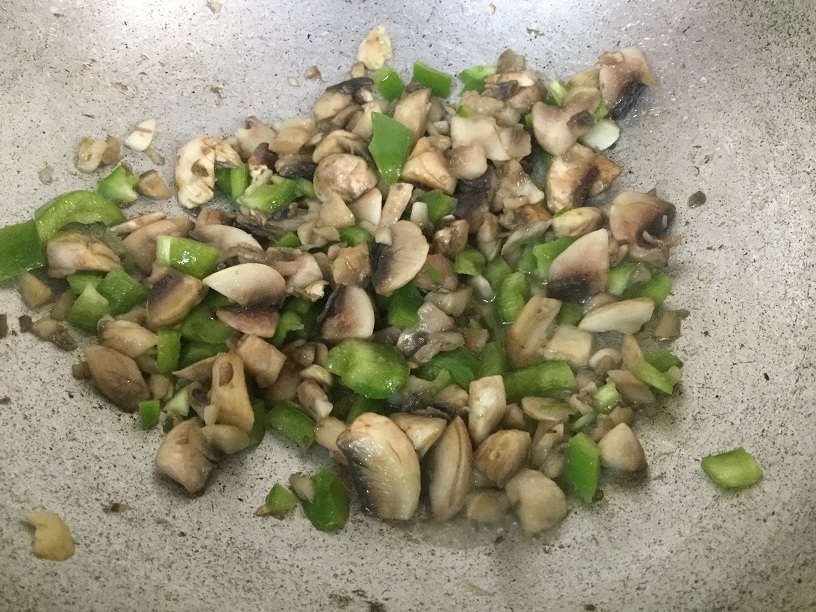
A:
[[0, 0, 814, 610]]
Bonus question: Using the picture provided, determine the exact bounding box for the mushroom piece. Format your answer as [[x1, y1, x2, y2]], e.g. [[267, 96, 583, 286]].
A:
[[97, 319, 158, 359], [542, 324, 594, 368], [597, 423, 646, 471], [578, 297, 655, 334], [448, 144, 488, 180], [432, 219, 469, 260], [313, 153, 378, 203], [337, 412, 422, 521], [506, 296, 561, 367], [410, 331, 465, 366], [136, 170, 172, 200], [598, 47, 656, 118], [390, 413, 447, 458], [378, 182, 414, 228], [547, 228, 610, 302], [621, 333, 644, 372], [589, 347, 623, 376], [83, 345, 150, 412], [173, 355, 217, 383], [200, 424, 250, 455], [606, 369, 656, 405], [401, 149, 457, 195], [505, 469, 568, 535], [124, 119, 157, 152], [530, 88, 601, 156], [357, 24, 393, 70], [545, 143, 621, 213], [235, 334, 287, 387], [123, 218, 195, 273], [274, 153, 316, 180], [370, 220, 430, 296], [268, 125, 313, 155], [46, 232, 121, 278], [425, 286, 473, 317], [608, 190, 676, 246], [296, 379, 334, 421], [348, 188, 382, 226], [450, 114, 530, 162], [412, 254, 458, 293], [473, 429, 531, 487], [210, 352, 255, 432], [320, 285, 376, 341], [21, 511, 75, 561], [465, 490, 510, 523], [154, 418, 216, 494], [189, 224, 262, 255], [551, 206, 606, 238], [216, 304, 279, 338], [392, 88, 432, 145], [453, 169, 498, 233], [312, 130, 369, 164], [203, 263, 286, 307], [76, 136, 108, 173], [331, 242, 372, 286], [494, 160, 545, 210], [110, 211, 168, 235], [235, 117, 277, 159], [423, 416, 473, 521], [175, 136, 242, 209], [18, 272, 53, 308], [146, 270, 208, 329], [314, 416, 348, 464], [468, 375, 508, 446]]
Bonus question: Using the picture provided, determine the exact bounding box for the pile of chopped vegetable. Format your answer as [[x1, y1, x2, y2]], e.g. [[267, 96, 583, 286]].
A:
[[1, 28, 762, 536]]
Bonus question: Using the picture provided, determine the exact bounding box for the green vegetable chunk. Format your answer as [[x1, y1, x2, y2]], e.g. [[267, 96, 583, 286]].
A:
[[497, 272, 528, 323], [34, 190, 126, 242], [478, 341, 511, 378], [412, 61, 453, 97], [229, 164, 251, 199], [387, 283, 423, 328], [454, 247, 486, 276], [273, 232, 302, 248], [346, 395, 390, 423], [96, 166, 139, 205], [156, 328, 182, 374], [533, 237, 576, 279], [97, 269, 148, 315], [155, 235, 220, 279], [301, 470, 350, 532], [66, 272, 103, 295], [419, 190, 457, 225], [645, 348, 684, 373], [701, 447, 763, 490], [66, 283, 110, 333], [606, 263, 636, 297], [372, 66, 406, 100], [594, 381, 620, 413], [632, 359, 675, 394], [177, 341, 228, 369], [564, 432, 601, 503], [137, 399, 161, 430], [266, 401, 316, 451], [326, 339, 409, 399], [339, 225, 373, 247], [246, 398, 267, 450], [503, 360, 577, 402], [458, 65, 496, 93], [626, 271, 672, 305], [0, 220, 46, 280], [237, 179, 299, 213], [180, 305, 234, 344], [369, 112, 414, 184], [555, 302, 583, 326], [483, 256, 513, 288], [264, 484, 298, 519], [417, 346, 480, 390], [164, 386, 190, 417]]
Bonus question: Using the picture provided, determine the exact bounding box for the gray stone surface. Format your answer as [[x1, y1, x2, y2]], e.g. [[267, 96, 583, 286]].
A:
[[0, 0, 814, 610]]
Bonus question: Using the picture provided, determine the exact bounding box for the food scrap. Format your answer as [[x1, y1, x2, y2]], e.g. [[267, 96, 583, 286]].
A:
[[21, 510, 76, 561]]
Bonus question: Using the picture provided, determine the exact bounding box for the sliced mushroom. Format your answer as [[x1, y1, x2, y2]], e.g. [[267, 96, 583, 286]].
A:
[[597, 423, 646, 471], [552, 206, 606, 238], [313, 130, 369, 164], [348, 187, 382, 226], [146, 270, 208, 329], [448, 143, 488, 180], [155, 418, 216, 494], [97, 318, 158, 359], [494, 160, 545, 210], [589, 347, 623, 376], [203, 263, 286, 307], [46, 232, 121, 278], [371, 220, 430, 296], [215, 304, 279, 338], [331, 242, 372, 286], [296, 379, 333, 421], [357, 24, 393, 70], [598, 47, 656, 118], [547, 228, 610, 302], [235, 334, 287, 387], [620, 333, 644, 372], [468, 375, 508, 446], [273, 153, 315, 180], [453, 168, 498, 233], [173, 355, 217, 383], [395, 301, 455, 356], [465, 490, 510, 523], [578, 297, 654, 334], [531, 422, 567, 470], [175, 136, 242, 208], [542, 324, 594, 368], [337, 412, 421, 520], [235, 117, 277, 159], [608, 191, 676, 246], [84, 345, 150, 412], [401, 149, 457, 195], [606, 369, 656, 405], [410, 331, 465, 366], [505, 469, 567, 535], [413, 254, 458, 293], [210, 352, 254, 432], [432, 219, 469, 260], [530, 85, 601, 156], [75, 136, 108, 173], [189, 224, 262, 255], [393, 88, 432, 145], [545, 143, 621, 213], [123, 218, 195, 273], [423, 416, 472, 521], [320, 285, 376, 341], [110, 212, 168, 235], [313, 153, 378, 203], [314, 416, 349, 464], [136, 170, 172, 200], [506, 296, 561, 367], [200, 424, 250, 454], [473, 429, 531, 487], [124, 119, 157, 152], [21, 510, 75, 561], [425, 285, 473, 317], [390, 413, 447, 458], [450, 114, 530, 162], [378, 182, 413, 228]]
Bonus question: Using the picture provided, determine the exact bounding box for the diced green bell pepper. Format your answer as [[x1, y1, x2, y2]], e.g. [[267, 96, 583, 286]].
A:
[[34, 191, 126, 243], [267, 401, 315, 451], [625, 272, 672, 305], [458, 65, 496, 93], [478, 340, 512, 378], [177, 341, 228, 369], [66, 272, 103, 295], [503, 360, 577, 402], [326, 339, 409, 399], [96, 166, 139, 205], [496, 272, 528, 323], [412, 61, 453, 97], [273, 232, 302, 248], [97, 269, 148, 315], [346, 395, 391, 423], [155, 235, 220, 279], [264, 483, 298, 519], [594, 381, 620, 413], [138, 399, 161, 430], [164, 386, 190, 417], [372, 66, 406, 100], [454, 247, 486, 276], [369, 112, 414, 184], [237, 179, 299, 213], [247, 398, 267, 450], [701, 447, 763, 490], [387, 283, 423, 328], [156, 328, 182, 374], [0, 220, 46, 281], [564, 432, 601, 504], [645, 348, 684, 373], [339, 225, 373, 247], [301, 470, 350, 532], [180, 305, 234, 344], [533, 237, 576, 279], [417, 346, 479, 390], [555, 302, 583, 326], [66, 283, 110, 333], [632, 359, 675, 394], [230, 164, 251, 200], [483, 256, 513, 288], [420, 190, 457, 225]]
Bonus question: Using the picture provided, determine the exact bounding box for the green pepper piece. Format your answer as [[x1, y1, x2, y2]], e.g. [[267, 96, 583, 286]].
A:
[[271, 311, 304, 347], [264, 483, 299, 519], [625, 272, 672, 305], [177, 341, 228, 369], [454, 247, 486, 276], [346, 395, 390, 423], [533, 237, 577, 279], [555, 302, 583, 326], [497, 272, 528, 323], [503, 360, 577, 402], [606, 263, 636, 296], [483, 256, 513, 288], [369, 112, 414, 184], [97, 269, 148, 315], [66, 272, 103, 295], [237, 179, 299, 213], [301, 470, 350, 532], [594, 98, 609, 120], [66, 283, 110, 333], [96, 166, 139, 205], [412, 61, 453, 97], [155, 235, 220, 279], [478, 340, 512, 378], [0, 220, 46, 280], [546, 80, 570, 106], [564, 432, 601, 503], [632, 359, 675, 394], [338, 225, 374, 247], [156, 328, 182, 374], [701, 447, 763, 490], [516, 245, 538, 274], [282, 296, 313, 316], [644, 348, 684, 373], [593, 381, 620, 413], [215, 167, 232, 195], [455, 105, 473, 118], [273, 232, 302, 248], [458, 65, 496, 93], [326, 339, 409, 399], [419, 190, 457, 225], [180, 305, 234, 344], [423, 370, 453, 402], [34, 191, 126, 243], [372, 66, 406, 100], [246, 398, 267, 450], [229, 164, 250, 199], [570, 413, 597, 433], [164, 386, 190, 417], [138, 399, 161, 430], [387, 283, 423, 328], [294, 178, 316, 199], [425, 262, 443, 284], [267, 401, 315, 451], [417, 347, 479, 390]]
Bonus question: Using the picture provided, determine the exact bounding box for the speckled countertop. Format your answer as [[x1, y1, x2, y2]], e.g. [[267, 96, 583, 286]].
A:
[[0, 1, 814, 610]]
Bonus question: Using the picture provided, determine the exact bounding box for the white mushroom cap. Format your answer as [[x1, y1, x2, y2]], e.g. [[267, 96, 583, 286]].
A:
[[505, 469, 568, 535], [203, 263, 286, 307], [578, 297, 655, 334], [175, 136, 242, 209], [597, 423, 646, 471]]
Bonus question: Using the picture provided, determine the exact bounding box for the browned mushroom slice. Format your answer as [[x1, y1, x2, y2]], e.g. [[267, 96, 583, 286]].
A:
[[97, 318, 158, 359], [412, 254, 458, 293], [390, 413, 447, 458], [506, 296, 561, 367], [314, 416, 349, 465], [392, 88, 432, 145], [336, 412, 421, 520], [203, 263, 286, 307], [155, 418, 217, 494], [578, 297, 655, 334], [320, 285, 376, 341], [597, 423, 647, 471], [545, 144, 621, 213], [468, 375, 508, 446], [234, 117, 276, 160], [173, 355, 217, 383], [136, 170, 172, 200], [608, 190, 676, 245], [598, 47, 656, 118], [146, 269, 208, 329], [46, 232, 121, 278], [274, 153, 316, 180], [425, 286, 473, 317], [123, 218, 195, 273], [494, 160, 545, 210], [401, 148, 457, 195], [175, 135, 242, 209], [423, 416, 472, 521], [331, 242, 372, 286], [378, 182, 413, 228], [216, 303, 279, 338], [210, 352, 254, 432], [189, 224, 262, 255], [448, 144, 488, 180], [110, 211, 168, 235], [531, 98, 596, 157], [200, 424, 250, 454], [465, 490, 510, 523], [505, 469, 567, 535], [235, 334, 287, 387], [473, 429, 531, 487], [312, 130, 369, 164], [541, 324, 594, 368], [452, 168, 498, 233], [547, 228, 610, 302], [551, 206, 606, 238], [371, 220, 430, 296], [606, 369, 656, 405], [313, 153, 378, 203], [83, 345, 150, 412]]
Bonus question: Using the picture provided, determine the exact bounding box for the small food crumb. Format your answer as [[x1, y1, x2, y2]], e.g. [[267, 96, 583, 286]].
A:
[[18, 314, 33, 333], [687, 190, 706, 208], [485, 3, 496, 14], [206, 0, 222, 13], [38, 165, 55, 184], [584, 605, 597, 611], [0, 313, 7, 338], [287, 76, 300, 88], [526, 27, 545, 37], [466, 582, 492, 596], [0, 396, 10, 405], [112, 82, 129, 92], [143, 145, 166, 166], [303, 65, 322, 81], [21, 510, 76, 561], [103, 502, 130, 513], [209, 86, 224, 105]]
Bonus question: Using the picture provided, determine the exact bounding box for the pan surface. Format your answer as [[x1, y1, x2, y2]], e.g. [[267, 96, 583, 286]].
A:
[[0, 1, 813, 610]]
